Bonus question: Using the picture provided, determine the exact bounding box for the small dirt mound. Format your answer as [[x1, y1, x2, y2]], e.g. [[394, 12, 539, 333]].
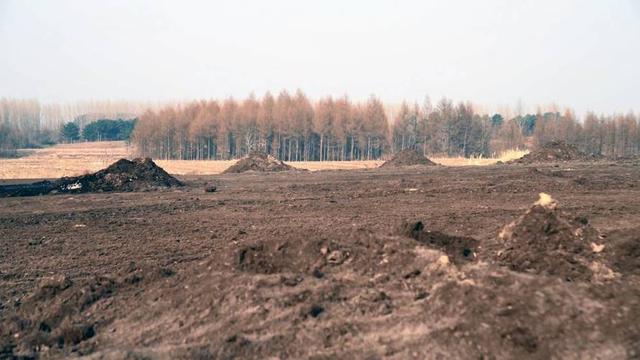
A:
[[0, 158, 182, 197], [495, 193, 610, 281], [509, 141, 592, 164], [223, 152, 299, 173], [398, 220, 478, 264], [380, 149, 437, 168]]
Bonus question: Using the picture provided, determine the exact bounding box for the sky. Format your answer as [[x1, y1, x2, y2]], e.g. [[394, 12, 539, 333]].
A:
[[1, 0, 639, 115]]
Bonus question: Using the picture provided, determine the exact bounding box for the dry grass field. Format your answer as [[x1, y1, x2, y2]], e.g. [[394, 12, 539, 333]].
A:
[[0, 141, 527, 179], [431, 149, 528, 166], [0, 141, 134, 180]]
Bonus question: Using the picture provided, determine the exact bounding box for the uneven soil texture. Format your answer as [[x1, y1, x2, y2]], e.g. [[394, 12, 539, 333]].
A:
[[509, 141, 598, 164], [223, 152, 300, 173], [0, 158, 182, 197], [1, 160, 640, 359], [380, 149, 437, 167]]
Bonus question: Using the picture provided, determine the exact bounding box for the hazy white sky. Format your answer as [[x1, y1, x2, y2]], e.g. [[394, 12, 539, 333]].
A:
[[1, 0, 639, 114]]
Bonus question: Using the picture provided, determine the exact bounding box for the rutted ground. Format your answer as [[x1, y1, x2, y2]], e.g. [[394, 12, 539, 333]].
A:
[[1, 161, 640, 359]]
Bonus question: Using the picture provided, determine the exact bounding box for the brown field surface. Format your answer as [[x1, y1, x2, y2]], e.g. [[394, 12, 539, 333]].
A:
[[0, 141, 526, 179], [1, 157, 639, 358]]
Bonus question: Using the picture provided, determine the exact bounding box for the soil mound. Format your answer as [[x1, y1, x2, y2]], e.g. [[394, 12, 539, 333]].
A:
[[495, 193, 609, 281], [509, 141, 591, 164], [60, 158, 183, 193], [223, 152, 298, 173], [0, 158, 182, 197], [380, 149, 437, 168]]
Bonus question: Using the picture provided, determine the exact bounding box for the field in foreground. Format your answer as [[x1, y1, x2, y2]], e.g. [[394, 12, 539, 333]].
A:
[[0, 141, 527, 179], [1, 160, 639, 358]]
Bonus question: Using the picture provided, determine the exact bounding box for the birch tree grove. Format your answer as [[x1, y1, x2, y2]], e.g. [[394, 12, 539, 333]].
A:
[[130, 91, 640, 160], [131, 91, 391, 161]]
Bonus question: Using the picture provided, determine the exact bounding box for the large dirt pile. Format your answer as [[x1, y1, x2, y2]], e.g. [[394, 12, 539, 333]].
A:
[[380, 149, 437, 167], [223, 152, 298, 173], [509, 141, 591, 164], [59, 158, 183, 193], [0, 158, 182, 197], [495, 193, 610, 281]]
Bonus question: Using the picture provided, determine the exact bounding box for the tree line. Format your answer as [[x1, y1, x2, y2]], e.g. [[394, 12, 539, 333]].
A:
[[0, 99, 56, 154], [132, 91, 640, 161], [391, 103, 640, 158], [2, 94, 640, 160], [133, 90, 389, 161], [0, 98, 148, 154]]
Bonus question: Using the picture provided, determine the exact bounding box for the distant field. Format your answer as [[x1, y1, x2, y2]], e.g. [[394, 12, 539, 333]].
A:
[[431, 149, 528, 166], [0, 141, 527, 179], [0, 141, 133, 180]]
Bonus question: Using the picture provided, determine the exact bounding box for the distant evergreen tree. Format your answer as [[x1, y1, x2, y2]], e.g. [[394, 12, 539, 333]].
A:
[[491, 114, 504, 127], [61, 122, 80, 142], [82, 119, 137, 141], [520, 114, 537, 135]]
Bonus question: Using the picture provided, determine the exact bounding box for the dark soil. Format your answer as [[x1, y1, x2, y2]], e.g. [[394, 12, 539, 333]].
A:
[[509, 141, 597, 164], [380, 149, 437, 167], [223, 151, 300, 173], [1, 161, 640, 358], [0, 180, 58, 197], [398, 220, 479, 264], [0, 158, 182, 197], [604, 226, 640, 276]]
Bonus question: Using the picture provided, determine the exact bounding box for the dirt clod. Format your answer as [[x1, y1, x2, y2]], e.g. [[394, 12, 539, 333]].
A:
[[308, 304, 325, 318]]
